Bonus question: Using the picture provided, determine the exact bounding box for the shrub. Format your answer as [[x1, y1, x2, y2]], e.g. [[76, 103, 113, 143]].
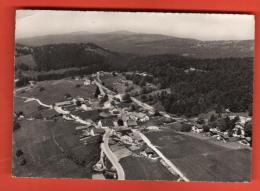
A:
[[75, 84, 81, 88], [117, 119, 124, 126]]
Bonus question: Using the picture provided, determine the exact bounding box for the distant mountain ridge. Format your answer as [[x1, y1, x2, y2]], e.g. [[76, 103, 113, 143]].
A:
[[16, 31, 254, 58]]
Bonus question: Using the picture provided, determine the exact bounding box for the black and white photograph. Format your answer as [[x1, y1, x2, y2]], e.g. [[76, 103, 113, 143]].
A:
[[13, 10, 254, 182]]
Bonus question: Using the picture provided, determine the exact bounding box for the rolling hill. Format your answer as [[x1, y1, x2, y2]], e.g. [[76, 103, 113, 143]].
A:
[[16, 31, 254, 58]]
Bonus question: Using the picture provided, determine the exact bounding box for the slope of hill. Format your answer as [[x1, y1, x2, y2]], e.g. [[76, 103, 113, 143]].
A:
[[126, 54, 253, 116], [16, 31, 254, 58]]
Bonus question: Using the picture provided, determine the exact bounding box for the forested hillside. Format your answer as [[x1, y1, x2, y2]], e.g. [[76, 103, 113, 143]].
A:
[[126, 55, 253, 116], [17, 31, 254, 59]]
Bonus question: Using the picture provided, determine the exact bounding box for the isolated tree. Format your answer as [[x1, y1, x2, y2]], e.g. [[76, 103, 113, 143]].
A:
[[76, 100, 82, 107], [95, 87, 101, 98], [117, 119, 124, 126], [16, 149, 24, 157], [209, 114, 217, 122]]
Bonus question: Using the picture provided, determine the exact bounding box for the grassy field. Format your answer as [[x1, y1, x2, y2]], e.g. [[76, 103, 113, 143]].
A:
[[14, 97, 39, 116], [13, 118, 100, 178], [145, 129, 251, 182], [20, 80, 97, 104], [120, 156, 178, 181]]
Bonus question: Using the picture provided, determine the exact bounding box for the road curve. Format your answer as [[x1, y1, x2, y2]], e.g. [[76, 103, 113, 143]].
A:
[[102, 128, 125, 180]]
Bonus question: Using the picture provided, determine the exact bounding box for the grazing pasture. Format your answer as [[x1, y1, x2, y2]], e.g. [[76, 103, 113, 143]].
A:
[[120, 156, 178, 180], [19, 80, 97, 104], [145, 129, 251, 182], [12, 118, 100, 178]]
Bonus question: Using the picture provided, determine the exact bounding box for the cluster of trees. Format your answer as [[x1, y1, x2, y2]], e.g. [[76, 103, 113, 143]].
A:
[[15, 44, 33, 56], [32, 43, 108, 71], [127, 55, 253, 117], [15, 43, 119, 87], [125, 73, 154, 87], [200, 114, 240, 134]]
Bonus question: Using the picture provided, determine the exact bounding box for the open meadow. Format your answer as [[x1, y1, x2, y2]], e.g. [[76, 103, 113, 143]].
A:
[[145, 129, 251, 182]]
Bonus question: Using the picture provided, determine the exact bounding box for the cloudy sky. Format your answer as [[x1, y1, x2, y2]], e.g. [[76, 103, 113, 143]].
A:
[[16, 10, 255, 40]]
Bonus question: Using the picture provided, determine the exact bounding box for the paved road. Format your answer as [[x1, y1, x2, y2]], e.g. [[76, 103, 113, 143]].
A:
[[131, 97, 154, 111], [24, 97, 52, 108], [95, 72, 188, 181], [101, 128, 125, 180]]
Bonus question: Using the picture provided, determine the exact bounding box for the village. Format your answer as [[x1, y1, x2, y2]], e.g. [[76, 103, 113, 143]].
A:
[[13, 70, 252, 181]]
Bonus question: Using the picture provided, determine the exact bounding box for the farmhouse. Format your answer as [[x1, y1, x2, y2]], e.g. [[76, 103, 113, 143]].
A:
[[84, 79, 91, 86], [192, 125, 203, 133], [129, 112, 149, 122]]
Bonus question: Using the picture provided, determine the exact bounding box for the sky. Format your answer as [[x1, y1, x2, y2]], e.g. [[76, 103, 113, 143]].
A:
[[15, 10, 255, 41]]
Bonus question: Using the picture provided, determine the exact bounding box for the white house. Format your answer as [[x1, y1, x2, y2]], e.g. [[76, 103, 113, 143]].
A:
[[192, 125, 203, 133], [129, 112, 149, 122], [233, 123, 245, 137], [84, 79, 91, 86]]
